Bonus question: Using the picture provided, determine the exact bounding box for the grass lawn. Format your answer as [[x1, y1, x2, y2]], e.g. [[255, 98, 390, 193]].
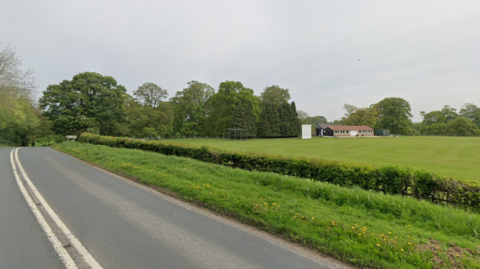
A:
[[160, 136, 480, 182], [53, 142, 480, 269]]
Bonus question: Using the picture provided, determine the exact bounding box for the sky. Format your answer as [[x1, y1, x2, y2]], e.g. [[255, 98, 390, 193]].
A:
[[1, 0, 479, 122]]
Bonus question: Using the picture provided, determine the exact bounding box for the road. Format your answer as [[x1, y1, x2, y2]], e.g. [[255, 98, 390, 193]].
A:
[[0, 147, 349, 269]]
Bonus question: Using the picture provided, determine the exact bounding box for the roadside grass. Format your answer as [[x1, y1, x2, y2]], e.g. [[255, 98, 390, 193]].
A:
[[53, 142, 480, 269], [160, 136, 480, 182]]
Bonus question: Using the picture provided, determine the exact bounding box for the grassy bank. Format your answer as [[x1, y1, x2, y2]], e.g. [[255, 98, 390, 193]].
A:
[[53, 142, 480, 269], [161, 136, 480, 182]]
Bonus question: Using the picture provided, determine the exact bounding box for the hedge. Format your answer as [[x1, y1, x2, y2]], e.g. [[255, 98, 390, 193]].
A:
[[79, 133, 480, 211]]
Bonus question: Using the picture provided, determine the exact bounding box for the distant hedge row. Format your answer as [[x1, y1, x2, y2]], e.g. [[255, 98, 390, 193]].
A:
[[79, 133, 480, 210]]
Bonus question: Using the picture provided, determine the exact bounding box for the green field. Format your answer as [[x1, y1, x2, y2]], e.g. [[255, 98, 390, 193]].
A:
[[54, 142, 480, 269], [161, 136, 480, 182]]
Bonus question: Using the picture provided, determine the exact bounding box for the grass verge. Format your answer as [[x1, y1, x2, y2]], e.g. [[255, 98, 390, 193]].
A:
[[53, 142, 480, 269]]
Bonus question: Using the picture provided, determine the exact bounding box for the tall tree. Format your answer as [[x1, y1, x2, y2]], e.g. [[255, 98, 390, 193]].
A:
[[125, 97, 173, 138], [297, 110, 309, 124], [170, 81, 214, 136], [260, 85, 291, 107], [420, 105, 460, 135], [0, 44, 35, 98], [230, 99, 257, 136], [39, 72, 126, 135], [460, 103, 480, 128], [133, 82, 167, 108], [0, 44, 39, 146], [341, 104, 377, 127], [207, 81, 259, 135], [290, 102, 301, 136], [440, 105, 458, 122], [307, 115, 328, 126], [420, 110, 446, 125], [257, 103, 280, 137], [375, 97, 413, 135], [446, 118, 480, 136]]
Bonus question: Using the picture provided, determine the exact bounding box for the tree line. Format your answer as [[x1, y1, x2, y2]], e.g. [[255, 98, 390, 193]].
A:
[[2, 45, 479, 146], [308, 98, 480, 136], [0, 44, 301, 146], [38, 72, 300, 140]]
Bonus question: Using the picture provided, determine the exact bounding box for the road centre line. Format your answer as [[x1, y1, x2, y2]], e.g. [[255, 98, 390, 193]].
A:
[[10, 148, 77, 269], [11, 148, 103, 269]]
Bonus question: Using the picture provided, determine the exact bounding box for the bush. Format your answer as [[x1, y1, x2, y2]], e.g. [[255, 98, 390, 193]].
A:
[[79, 133, 480, 210], [35, 135, 65, 147]]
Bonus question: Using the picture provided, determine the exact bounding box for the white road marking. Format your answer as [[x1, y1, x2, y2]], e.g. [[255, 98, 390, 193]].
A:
[[12, 148, 103, 269], [10, 148, 77, 269]]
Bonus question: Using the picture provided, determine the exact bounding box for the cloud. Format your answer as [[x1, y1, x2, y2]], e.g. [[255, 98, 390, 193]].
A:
[[1, 0, 479, 123]]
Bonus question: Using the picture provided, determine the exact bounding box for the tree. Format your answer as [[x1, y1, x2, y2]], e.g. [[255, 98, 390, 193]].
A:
[[206, 81, 259, 135], [260, 85, 291, 107], [341, 104, 377, 127], [230, 99, 257, 136], [0, 44, 35, 98], [170, 81, 214, 136], [39, 72, 126, 135], [420, 110, 446, 126], [375, 97, 413, 135], [125, 95, 173, 138], [257, 103, 280, 137], [0, 93, 39, 145], [421, 123, 447, 135], [459, 103, 480, 128], [133, 83, 167, 108], [289, 102, 301, 136], [297, 110, 309, 124], [0, 44, 39, 146], [446, 118, 480, 136], [420, 105, 460, 135], [440, 105, 458, 122], [306, 115, 328, 126], [256, 85, 299, 138]]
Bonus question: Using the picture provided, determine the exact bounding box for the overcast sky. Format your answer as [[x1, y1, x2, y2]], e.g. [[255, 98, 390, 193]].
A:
[[2, 0, 479, 122]]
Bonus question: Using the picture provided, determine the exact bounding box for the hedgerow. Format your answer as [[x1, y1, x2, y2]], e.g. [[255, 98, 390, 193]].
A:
[[79, 133, 480, 210]]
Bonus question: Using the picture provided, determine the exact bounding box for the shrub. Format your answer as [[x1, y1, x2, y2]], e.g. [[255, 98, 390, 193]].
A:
[[35, 135, 65, 147]]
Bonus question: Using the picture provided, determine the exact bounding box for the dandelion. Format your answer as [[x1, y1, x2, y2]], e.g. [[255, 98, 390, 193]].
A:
[[311, 217, 314, 220], [376, 244, 380, 247], [358, 233, 362, 236], [401, 249, 404, 251]]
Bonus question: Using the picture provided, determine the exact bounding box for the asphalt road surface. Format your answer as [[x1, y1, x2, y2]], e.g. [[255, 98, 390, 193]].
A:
[[0, 147, 350, 269]]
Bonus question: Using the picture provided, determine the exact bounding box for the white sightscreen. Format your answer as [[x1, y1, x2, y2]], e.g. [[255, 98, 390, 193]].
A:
[[302, 124, 312, 139]]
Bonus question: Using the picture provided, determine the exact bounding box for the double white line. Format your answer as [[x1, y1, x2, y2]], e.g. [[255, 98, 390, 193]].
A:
[[10, 148, 103, 269]]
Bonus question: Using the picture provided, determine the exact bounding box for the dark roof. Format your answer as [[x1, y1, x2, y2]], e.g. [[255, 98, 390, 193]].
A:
[[317, 123, 341, 129], [327, 125, 373, 131]]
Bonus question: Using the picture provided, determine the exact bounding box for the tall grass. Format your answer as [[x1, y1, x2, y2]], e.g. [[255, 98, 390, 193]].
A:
[[54, 142, 480, 269]]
